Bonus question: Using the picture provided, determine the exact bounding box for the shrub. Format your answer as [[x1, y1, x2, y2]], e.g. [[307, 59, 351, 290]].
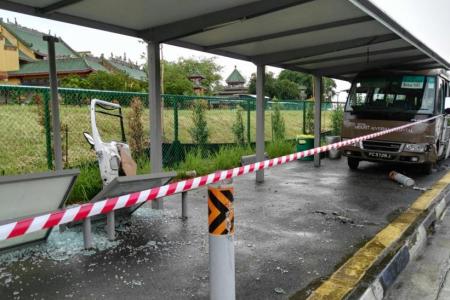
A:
[[305, 101, 314, 134], [231, 107, 246, 145], [189, 100, 209, 147], [266, 140, 295, 158], [177, 148, 211, 178], [331, 105, 344, 136], [271, 101, 286, 141], [213, 146, 253, 171], [176, 146, 254, 180], [67, 162, 102, 204], [127, 97, 146, 157], [136, 155, 151, 174]]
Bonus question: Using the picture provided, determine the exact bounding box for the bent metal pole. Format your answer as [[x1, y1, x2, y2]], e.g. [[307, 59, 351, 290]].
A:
[[208, 181, 235, 300], [0, 115, 441, 242]]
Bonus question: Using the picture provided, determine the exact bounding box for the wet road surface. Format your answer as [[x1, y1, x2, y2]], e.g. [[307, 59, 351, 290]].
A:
[[0, 158, 448, 299]]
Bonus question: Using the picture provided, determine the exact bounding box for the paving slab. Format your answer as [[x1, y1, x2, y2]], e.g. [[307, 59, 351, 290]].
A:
[[384, 206, 450, 300], [0, 158, 448, 300]]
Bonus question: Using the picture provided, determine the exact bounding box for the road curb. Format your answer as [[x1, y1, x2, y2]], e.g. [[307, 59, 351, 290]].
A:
[[306, 172, 450, 300]]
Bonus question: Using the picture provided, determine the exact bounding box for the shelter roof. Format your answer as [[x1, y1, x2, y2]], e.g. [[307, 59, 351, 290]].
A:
[[1, 0, 448, 80]]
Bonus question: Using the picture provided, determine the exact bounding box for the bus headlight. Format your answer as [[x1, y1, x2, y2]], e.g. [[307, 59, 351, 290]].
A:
[[342, 138, 357, 147], [404, 143, 428, 153]]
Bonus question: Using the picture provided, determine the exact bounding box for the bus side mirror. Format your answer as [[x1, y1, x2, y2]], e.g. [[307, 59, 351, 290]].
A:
[[445, 97, 450, 115]]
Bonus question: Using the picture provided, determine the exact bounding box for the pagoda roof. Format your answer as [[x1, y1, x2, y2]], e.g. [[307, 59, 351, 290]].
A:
[[226, 67, 245, 84]]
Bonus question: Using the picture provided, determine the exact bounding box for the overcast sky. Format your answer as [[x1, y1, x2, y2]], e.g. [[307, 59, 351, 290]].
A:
[[1, 0, 449, 94]]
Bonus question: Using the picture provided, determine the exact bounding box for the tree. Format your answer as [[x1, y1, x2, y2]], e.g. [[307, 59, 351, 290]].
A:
[[231, 107, 246, 145], [60, 74, 91, 89], [323, 77, 337, 101], [248, 70, 335, 100], [274, 79, 300, 100], [278, 70, 312, 97], [330, 105, 344, 136], [176, 58, 222, 95], [127, 97, 146, 157], [189, 100, 209, 147], [60, 71, 146, 92], [247, 71, 278, 98], [305, 102, 314, 134], [278, 70, 336, 100], [147, 57, 223, 95], [271, 102, 286, 140], [163, 61, 193, 95]]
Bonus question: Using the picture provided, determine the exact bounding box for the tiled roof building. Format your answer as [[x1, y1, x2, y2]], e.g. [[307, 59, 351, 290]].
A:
[[2, 20, 78, 59], [106, 57, 147, 81], [0, 19, 146, 85]]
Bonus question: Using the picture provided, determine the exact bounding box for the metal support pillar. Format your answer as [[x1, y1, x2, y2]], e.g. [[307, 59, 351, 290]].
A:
[[313, 75, 322, 167], [106, 211, 115, 240], [83, 217, 93, 249], [181, 191, 188, 219], [255, 64, 265, 183], [208, 182, 235, 300], [44, 35, 63, 171], [147, 40, 164, 209]]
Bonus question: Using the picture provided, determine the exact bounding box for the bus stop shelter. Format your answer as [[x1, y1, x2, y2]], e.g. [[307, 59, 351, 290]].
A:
[[1, 0, 449, 192]]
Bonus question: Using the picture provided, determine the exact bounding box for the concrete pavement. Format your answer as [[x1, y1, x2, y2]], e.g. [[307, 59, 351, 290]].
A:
[[385, 208, 450, 300]]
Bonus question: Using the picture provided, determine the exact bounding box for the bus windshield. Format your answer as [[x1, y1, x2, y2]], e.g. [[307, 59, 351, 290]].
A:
[[346, 75, 436, 115]]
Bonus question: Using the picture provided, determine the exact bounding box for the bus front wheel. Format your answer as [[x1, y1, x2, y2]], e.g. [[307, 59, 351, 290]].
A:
[[348, 158, 360, 170]]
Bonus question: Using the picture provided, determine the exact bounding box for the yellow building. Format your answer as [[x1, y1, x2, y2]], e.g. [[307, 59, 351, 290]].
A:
[[0, 19, 79, 85]]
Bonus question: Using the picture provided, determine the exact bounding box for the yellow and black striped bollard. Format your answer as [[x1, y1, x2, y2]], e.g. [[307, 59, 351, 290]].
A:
[[208, 180, 235, 300]]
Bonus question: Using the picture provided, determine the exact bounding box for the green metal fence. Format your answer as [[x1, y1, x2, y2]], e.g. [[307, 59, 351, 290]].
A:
[[0, 84, 345, 175]]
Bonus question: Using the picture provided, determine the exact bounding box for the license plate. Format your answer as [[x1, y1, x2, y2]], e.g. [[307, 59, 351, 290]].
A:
[[367, 152, 392, 159]]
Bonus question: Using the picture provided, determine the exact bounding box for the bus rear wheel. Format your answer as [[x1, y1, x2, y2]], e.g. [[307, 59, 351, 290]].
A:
[[347, 157, 360, 170]]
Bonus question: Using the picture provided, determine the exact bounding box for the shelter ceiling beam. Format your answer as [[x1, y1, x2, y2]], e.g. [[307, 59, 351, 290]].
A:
[[406, 64, 442, 71], [318, 54, 428, 76], [168, 40, 250, 61], [39, 0, 83, 14], [293, 46, 415, 66], [388, 61, 439, 70], [280, 64, 348, 80], [252, 33, 399, 65], [205, 16, 373, 50], [138, 0, 316, 42]]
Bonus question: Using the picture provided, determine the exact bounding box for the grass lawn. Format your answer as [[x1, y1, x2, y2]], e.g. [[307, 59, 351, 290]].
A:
[[0, 104, 333, 175]]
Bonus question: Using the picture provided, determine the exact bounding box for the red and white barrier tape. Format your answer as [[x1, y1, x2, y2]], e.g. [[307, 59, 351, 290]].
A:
[[0, 115, 440, 241]]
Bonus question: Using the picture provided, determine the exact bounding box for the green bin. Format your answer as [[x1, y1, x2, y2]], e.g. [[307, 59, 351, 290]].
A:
[[296, 135, 315, 161]]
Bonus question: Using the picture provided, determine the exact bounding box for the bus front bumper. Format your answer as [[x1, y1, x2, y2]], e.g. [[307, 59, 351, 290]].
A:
[[341, 145, 433, 164]]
